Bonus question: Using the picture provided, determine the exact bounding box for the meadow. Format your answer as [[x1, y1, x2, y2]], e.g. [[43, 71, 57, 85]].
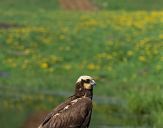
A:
[[0, 0, 163, 128], [93, 0, 163, 10]]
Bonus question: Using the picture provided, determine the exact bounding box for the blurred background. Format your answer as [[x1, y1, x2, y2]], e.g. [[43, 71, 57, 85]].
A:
[[0, 0, 163, 128]]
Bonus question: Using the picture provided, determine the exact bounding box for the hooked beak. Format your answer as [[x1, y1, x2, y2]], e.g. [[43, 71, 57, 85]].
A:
[[90, 80, 96, 87]]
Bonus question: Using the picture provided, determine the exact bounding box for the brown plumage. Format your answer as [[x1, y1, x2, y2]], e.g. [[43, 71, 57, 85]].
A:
[[38, 76, 96, 128]]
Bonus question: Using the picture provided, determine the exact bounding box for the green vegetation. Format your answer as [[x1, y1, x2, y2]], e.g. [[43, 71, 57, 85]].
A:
[[0, 0, 163, 128], [93, 0, 163, 10], [0, 0, 59, 11]]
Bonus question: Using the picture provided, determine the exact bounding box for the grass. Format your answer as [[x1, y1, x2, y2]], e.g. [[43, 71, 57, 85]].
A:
[[0, 0, 59, 11], [0, 0, 163, 128], [93, 0, 163, 10], [0, 108, 27, 128]]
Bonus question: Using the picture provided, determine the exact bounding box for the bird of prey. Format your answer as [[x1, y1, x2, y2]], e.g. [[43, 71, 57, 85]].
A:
[[38, 75, 96, 128]]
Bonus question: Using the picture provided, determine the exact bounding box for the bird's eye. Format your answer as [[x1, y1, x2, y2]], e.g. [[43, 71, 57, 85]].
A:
[[86, 79, 90, 83]]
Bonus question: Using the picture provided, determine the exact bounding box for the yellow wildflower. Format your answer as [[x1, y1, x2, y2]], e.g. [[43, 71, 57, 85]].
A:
[[61, 27, 69, 33], [59, 35, 65, 40], [40, 62, 49, 69], [24, 49, 30, 55], [86, 19, 98, 27], [87, 64, 96, 70], [160, 56, 163, 62], [63, 64, 71, 70], [139, 56, 146, 62], [127, 50, 133, 57], [159, 34, 163, 39], [87, 64, 99, 70], [156, 65, 162, 71]]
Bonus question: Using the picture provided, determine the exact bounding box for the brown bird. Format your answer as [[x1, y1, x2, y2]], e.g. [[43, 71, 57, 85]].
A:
[[38, 75, 96, 128]]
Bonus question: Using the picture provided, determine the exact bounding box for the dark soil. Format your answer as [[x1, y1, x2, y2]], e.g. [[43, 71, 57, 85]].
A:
[[0, 22, 21, 29], [59, 0, 98, 11], [22, 111, 49, 128]]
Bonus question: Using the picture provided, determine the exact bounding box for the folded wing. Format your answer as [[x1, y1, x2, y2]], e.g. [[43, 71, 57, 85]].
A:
[[39, 97, 92, 128]]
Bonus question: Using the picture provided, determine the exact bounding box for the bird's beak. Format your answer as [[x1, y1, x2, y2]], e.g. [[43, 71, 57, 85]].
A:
[[90, 80, 96, 87]]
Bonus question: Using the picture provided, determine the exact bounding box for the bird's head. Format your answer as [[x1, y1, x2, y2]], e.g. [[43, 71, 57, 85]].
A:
[[75, 75, 96, 98], [76, 75, 96, 89]]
